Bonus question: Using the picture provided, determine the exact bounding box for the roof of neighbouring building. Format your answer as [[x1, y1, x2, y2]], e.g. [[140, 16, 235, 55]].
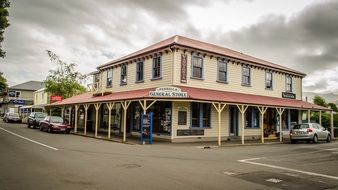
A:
[[98, 35, 305, 76], [50, 86, 330, 111], [9, 81, 45, 91]]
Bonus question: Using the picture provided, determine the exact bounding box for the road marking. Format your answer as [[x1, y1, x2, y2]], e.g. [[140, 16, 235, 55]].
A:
[[238, 157, 338, 180], [0, 127, 58, 151], [325, 148, 338, 151]]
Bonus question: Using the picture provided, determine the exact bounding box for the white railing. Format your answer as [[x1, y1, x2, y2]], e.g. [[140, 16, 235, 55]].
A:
[[87, 82, 100, 92]]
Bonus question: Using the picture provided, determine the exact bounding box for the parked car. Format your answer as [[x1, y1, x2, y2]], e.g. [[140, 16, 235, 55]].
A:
[[3, 112, 21, 123], [290, 123, 331, 144], [40, 116, 71, 133], [27, 112, 47, 128]]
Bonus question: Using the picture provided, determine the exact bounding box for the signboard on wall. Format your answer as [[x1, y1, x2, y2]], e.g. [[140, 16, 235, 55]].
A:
[[10, 99, 25, 105], [50, 95, 62, 103], [8, 90, 16, 97], [181, 54, 187, 83], [282, 92, 296, 99], [149, 87, 188, 98]]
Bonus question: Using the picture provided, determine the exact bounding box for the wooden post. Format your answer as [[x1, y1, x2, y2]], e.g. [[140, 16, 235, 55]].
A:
[[138, 99, 157, 114], [94, 103, 101, 137], [331, 110, 334, 138], [237, 105, 249, 145], [106, 102, 115, 139], [69, 107, 72, 126], [212, 102, 227, 146], [74, 105, 79, 133], [276, 107, 285, 142], [121, 101, 131, 142], [49, 108, 52, 116], [307, 109, 311, 123], [257, 106, 268, 143], [83, 104, 89, 135], [319, 111, 322, 125], [61, 106, 65, 118]]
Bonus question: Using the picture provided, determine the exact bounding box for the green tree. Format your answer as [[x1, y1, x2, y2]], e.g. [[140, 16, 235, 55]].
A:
[[0, 0, 10, 58], [0, 71, 7, 92], [44, 50, 87, 99], [311, 112, 331, 128], [313, 95, 327, 107], [328, 103, 338, 112]]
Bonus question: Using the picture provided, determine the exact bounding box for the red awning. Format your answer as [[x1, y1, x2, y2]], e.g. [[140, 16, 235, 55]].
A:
[[50, 86, 330, 111]]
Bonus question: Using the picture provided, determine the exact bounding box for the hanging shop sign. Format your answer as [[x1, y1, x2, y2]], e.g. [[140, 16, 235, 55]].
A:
[[282, 92, 296, 99], [181, 54, 187, 83], [149, 87, 188, 98]]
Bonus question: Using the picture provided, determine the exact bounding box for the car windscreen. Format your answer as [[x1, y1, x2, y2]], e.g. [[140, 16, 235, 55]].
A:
[[9, 113, 19, 117], [36, 113, 47, 118], [50, 116, 63, 123], [292, 124, 309, 129]]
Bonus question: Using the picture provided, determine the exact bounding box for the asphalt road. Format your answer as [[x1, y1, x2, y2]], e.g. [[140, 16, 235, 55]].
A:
[[1, 120, 338, 190]]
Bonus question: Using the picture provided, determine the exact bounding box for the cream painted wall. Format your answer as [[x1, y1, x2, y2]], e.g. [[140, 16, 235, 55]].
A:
[[33, 90, 49, 105], [98, 52, 173, 93], [173, 49, 302, 100]]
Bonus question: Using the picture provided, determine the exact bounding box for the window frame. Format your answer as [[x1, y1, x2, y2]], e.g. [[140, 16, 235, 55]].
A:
[[285, 75, 292, 92], [106, 70, 113, 88], [191, 55, 204, 79], [135, 61, 144, 82], [217, 60, 228, 83], [245, 107, 260, 129], [120, 65, 127, 85], [265, 71, 273, 90], [242, 65, 251, 86], [152, 56, 162, 80]]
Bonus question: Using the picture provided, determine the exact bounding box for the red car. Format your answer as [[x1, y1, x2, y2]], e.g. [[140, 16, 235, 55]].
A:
[[40, 116, 71, 134]]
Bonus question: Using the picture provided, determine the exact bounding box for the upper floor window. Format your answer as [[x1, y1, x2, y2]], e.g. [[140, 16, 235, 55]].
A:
[[120, 65, 127, 85], [106, 70, 112, 87], [192, 56, 203, 79], [285, 75, 292, 92], [242, 66, 251, 86], [217, 60, 227, 82], [265, 71, 273, 90], [152, 56, 161, 79], [136, 61, 144, 82]]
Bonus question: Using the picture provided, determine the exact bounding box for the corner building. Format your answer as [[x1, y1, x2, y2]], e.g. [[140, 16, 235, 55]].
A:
[[51, 35, 333, 145]]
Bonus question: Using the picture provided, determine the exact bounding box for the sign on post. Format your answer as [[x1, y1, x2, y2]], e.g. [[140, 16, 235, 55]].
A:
[[140, 112, 153, 145]]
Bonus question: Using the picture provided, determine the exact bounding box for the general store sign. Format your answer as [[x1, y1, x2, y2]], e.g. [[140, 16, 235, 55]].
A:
[[50, 95, 62, 103], [149, 87, 188, 98]]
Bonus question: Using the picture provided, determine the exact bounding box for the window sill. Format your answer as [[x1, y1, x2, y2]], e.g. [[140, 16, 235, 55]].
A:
[[216, 80, 228, 84], [151, 77, 162, 81], [135, 80, 144, 83], [190, 76, 204, 80], [241, 84, 251, 87], [120, 83, 127, 86]]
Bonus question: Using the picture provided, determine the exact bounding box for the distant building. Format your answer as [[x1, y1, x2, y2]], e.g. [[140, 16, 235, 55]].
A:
[[0, 81, 44, 114]]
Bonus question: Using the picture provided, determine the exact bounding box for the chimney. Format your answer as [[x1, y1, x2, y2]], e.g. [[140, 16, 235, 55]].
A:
[[305, 96, 308, 102]]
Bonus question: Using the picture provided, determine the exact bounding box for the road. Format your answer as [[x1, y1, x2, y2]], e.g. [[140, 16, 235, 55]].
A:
[[1, 120, 338, 190]]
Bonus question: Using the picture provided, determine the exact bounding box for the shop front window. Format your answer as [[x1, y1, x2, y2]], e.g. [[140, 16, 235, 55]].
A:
[[245, 107, 260, 128], [191, 102, 211, 128]]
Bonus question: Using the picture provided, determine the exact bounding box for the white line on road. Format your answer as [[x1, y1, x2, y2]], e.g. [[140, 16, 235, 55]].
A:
[[325, 148, 338, 151], [238, 157, 338, 180], [0, 127, 58, 151]]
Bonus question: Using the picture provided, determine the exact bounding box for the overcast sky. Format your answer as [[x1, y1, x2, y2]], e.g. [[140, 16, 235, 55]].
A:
[[1, 0, 338, 94]]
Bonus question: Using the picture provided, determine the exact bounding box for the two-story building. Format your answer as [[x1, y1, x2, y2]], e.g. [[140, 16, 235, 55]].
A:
[[51, 35, 333, 145], [1, 81, 45, 115]]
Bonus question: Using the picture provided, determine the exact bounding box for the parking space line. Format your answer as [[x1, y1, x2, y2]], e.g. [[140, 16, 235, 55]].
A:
[[238, 157, 338, 180], [0, 127, 58, 151]]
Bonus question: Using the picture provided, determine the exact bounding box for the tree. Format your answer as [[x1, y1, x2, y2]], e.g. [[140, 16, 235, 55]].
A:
[[0, 71, 7, 92], [328, 103, 338, 112], [0, 0, 10, 58], [44, 50, 87, 99], [313, 95, 327, 107]]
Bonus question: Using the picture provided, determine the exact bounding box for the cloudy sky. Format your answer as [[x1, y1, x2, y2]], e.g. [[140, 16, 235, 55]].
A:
[[1, 0, 338, 94]]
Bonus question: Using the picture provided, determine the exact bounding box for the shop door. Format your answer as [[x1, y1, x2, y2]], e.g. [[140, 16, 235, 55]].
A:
[[229, 106, 239, 136]]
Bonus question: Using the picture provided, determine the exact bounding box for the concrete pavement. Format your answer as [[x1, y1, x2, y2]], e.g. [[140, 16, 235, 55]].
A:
[[1, 120, 338, 190]]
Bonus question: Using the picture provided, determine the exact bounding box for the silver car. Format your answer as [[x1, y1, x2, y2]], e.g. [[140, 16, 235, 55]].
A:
[[3, 112, 22, 123], [290, 123, 331, 144]]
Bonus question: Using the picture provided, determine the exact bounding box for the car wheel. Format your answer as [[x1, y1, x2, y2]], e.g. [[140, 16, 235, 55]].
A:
[[326, 134, 331, 143], [312, 135, 318, 144]]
